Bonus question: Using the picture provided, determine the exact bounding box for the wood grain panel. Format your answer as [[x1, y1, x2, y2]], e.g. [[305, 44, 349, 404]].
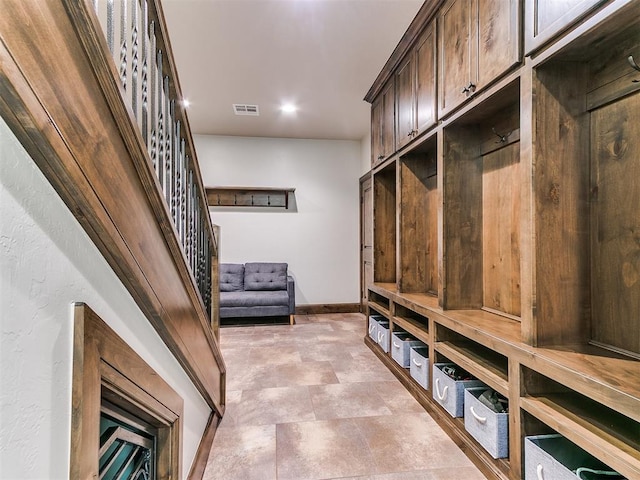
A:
[[591, 91, 640, 355], [532, 63, 590, 346], [482, 142, 521, 317], [442, 127, 483, 309], [396, 55, 414, 150], [415, 23, 437, 135], [439, 0, 477, 117], [399, 151, 438, 294], [374, 163, 397, 283]]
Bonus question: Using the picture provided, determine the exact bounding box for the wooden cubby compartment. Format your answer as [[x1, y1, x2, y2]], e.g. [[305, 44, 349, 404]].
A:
[[434, 325, 509, 396], [520, 367, 640, 479], [373, 161, 397, 285], [398, 135, 438, 296], [526, 9, 640, 355], [368, 290, 391, 317], [393, 303, 430, 344], [442, 80, 521, 320]]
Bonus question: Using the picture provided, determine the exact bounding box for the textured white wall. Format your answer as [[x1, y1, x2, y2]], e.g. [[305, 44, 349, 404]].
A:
[[195, 135, 361, 305], [0, 117, 209, 479]]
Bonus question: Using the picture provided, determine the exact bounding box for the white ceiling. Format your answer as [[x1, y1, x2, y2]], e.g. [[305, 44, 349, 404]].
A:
[[162, 0, 423, 141]]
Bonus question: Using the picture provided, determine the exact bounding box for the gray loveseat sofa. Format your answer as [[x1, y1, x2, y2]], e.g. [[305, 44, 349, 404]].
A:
[[219, 262, 295, 325]]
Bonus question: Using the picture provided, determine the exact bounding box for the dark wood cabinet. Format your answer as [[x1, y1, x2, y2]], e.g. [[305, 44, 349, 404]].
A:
[[396, 23, 437, 150], [364, 1, 640, 479], [371, 80, 395, 166], [439, 0, 519, 117]]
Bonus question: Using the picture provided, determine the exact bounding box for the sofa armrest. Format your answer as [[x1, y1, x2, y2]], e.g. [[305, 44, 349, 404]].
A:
[[287, 275, 295, 314]]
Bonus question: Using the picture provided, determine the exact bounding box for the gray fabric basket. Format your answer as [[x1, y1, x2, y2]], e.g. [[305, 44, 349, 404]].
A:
[[376, 321, 390, 353], [368, 315, 385, 342], [391, 333, 424, 368], [410, 346, 429, 390], [524, 434, 621, 480], [464, 387, 509, 459], [432, 363, 483, 417]]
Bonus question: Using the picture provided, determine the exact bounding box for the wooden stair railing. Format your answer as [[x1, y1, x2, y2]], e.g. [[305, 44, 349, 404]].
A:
[[0, 0, 225, 427]]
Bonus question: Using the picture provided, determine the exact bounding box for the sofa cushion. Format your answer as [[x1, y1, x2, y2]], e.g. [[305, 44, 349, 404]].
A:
[[219, 290, 290, 308], [244, 262, 288, 291], [220, 263, 245, 292]]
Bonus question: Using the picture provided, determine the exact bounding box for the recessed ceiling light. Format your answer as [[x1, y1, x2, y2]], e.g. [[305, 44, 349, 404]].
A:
[[181, 98, 191, 108], [281, 103, 297, 113]]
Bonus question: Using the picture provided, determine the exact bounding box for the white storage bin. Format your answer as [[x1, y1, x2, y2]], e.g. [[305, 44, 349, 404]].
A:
[[391, 333, 423, 368], [524, 434, 624, 480], [376, 321, 390, 353], [432, 363, 483, 417], [464, 387, 509, 459], [368, 315, 384, 342], [410, 346, 429, 389]]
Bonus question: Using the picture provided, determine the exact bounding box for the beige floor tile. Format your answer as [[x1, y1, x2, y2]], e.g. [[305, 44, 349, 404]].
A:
[[221, 332, 276, 348], [276, 418, 376, 480], [231, 386, 316, 426], [330, 353, 397, 383], [203, 424, 276, 480], [309, 382, 392, 420], [353, 413, 476, 474], [370, 381, 425, 414], [275, 360, 340, 387], [225, 363, 280, 391], [298, 342, 361, 362], [248, 345, 302, 365]]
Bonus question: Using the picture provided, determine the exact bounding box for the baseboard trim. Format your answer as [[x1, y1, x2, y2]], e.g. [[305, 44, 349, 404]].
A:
[[187, 410, 222, 480], [295, 303, 360, 315]]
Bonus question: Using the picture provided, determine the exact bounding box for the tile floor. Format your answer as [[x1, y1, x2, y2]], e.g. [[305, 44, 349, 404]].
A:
[[202, 313, 487, 480]]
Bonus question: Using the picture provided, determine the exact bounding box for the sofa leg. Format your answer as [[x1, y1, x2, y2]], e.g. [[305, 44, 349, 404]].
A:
[[290, 314, 295, 326]]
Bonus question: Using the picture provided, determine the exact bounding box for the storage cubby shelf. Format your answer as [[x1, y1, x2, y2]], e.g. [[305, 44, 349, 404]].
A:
[[520, 395, 640, 480], [392, 315, 429, 345], [435, 341, 509, 396], [519, 345, 640, 424]]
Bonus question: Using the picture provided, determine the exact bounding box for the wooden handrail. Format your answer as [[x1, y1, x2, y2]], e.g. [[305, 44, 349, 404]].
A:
[[0, 0, 225, 415]]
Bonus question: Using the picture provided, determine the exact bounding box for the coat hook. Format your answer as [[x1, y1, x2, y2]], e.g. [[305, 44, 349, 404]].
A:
[[628, 55, 640, 72], [492, 127, 511, 144]]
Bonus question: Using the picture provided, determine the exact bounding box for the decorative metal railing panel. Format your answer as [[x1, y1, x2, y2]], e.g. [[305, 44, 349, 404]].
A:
[[92, 0, 212, 317]]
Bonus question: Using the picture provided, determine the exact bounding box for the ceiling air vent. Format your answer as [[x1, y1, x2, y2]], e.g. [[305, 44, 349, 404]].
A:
[[233, 104, 260, 116]]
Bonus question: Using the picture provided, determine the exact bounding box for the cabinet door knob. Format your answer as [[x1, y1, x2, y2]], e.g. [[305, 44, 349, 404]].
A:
[[467, 82, 476, 93], [461, 86, 469, 94], [377, 155, 384, 160]]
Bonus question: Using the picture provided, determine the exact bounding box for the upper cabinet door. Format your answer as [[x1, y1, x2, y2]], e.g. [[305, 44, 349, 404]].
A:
[[396, 55, 415, 150], [525, 0, 604, 54], [440, 0, 520, 118], [439, 0, 478, 117], [415, 23, 437, 136], [371, 79, 395, 166], [381, 80, 396, 159], [396, 22, 437, 151], [477, 0, 520, 88]]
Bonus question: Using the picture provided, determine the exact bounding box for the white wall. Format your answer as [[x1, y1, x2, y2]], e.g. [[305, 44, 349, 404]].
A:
[[195, 135, 361, 305], [0, 117, 209, 479]]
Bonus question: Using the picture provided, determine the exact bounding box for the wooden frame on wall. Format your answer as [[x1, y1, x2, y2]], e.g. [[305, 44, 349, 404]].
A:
[[70, 303, 183, 479]]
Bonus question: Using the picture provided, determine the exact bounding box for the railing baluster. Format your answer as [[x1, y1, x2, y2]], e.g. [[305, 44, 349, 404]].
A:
[[107, 0, 114, 54], [119, 0, 127, 90], [140, 0, 148, 143], [131, 0, 138, 119], [156, 50, 164, 189], [148, 21, 156, 169]]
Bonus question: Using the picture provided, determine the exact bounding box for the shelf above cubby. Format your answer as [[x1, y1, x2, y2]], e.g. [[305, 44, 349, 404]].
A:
[[520, 394, 640, 480], [393, 314, 429, 345], [435, 341, 509, 396]]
